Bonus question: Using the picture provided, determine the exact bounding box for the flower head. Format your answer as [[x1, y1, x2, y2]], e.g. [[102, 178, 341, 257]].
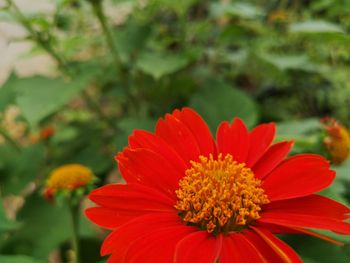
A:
[[44, 164, 94, 200], [86, 108, 350, 262], [321, 117, 350, 165], [268, 9, 289, 23]]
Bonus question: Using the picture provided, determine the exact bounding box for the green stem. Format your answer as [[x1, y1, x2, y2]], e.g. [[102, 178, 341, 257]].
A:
[[6, 0, 118, 132], [0, 125, 22, 152], [91, 1, 122, 73], [5, 0, 68, 70], [68, 199, 81, 263]]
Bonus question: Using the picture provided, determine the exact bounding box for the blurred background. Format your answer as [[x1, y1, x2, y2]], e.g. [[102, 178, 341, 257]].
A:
[[1, 0, 350, 262]]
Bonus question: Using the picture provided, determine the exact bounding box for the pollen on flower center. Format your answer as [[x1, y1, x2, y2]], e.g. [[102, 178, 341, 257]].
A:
[[175, 153, 269, 235]]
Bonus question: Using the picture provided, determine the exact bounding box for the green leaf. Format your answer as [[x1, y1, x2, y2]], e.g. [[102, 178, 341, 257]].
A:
[[10, 75, 92, 127], [118, 117, 156, 134], [3, 194, 71, 259], [258, 53, 318, 72], [0, 255, 45, 263], [114, 21, 151, 64], [276, 118, 321, 139], [0, 144, 44, 195], [289, 20, 344, 34], [0, 74, 17, 112], [0, 196, 19, 234], [189, 79, 258, 132], [210, 2, 262, 19], [154, 0, 198, 16], [136, 51, 190, 79]]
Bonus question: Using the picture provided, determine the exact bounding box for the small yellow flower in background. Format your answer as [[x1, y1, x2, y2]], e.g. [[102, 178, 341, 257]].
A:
[[44, 164, 95, 200], [321, 117, 350, 165], [268, 9, 289, 23]]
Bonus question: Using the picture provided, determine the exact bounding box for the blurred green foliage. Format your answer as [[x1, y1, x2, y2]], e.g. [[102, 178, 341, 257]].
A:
[[1, 0, 350, 262]]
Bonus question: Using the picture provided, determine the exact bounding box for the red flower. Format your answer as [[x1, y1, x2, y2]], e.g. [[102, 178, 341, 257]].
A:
[[86, 108, 350, 263]]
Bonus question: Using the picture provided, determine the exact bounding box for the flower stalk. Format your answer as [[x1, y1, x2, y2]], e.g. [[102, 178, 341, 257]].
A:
[[90, 0, 122, 74], [68, 198, 81, 263], [5, 0, 119, 133]]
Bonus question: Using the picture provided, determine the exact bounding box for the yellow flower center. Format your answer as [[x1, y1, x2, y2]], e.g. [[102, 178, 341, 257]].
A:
[[47, 164, 94, 191], [175, 154, 269, 235]]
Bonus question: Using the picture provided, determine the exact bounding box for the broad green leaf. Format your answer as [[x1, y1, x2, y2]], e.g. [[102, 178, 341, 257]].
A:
[[0, 144, 44, 195], [114, 21, 151, 64], [10, 75, 92, 127], [210, 2, 262, 19], [276, 118, 321, 139], [3, 194, 70, 259], [136, 51, 190, 79], [0, 196, 19, 233], [289, 20, 344, 34], [190, 79, 258, 132], [0, 74, 17, 112], [258, 53, 318, 72], [0, 255, 45, 263]]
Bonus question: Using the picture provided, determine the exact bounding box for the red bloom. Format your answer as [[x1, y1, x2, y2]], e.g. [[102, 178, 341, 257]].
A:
[[86, 108, 350, 263]]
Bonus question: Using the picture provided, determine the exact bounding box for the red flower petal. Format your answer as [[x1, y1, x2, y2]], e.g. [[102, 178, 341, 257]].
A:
[[262, 154, 335, 201], [156, 114, 201, 163], [123, 226, 196, 263], [85, 207, 137, 229], [250, 226, 302, 263], [243, 229, 287, 263], [100, 213, 181, 258], [219, 233, 266, 263], [117, 148, 183, 198], [256, 222, 344, 245], [174, 231, 222, 263], [172, 108, 216, 157], [288, 227, 344, 246], [216, 118, 249, 163], [259, 212, 350, 235], [88, 184, 174, 211], [128, 130, 187, 171], [264, 195, 350, 220], [246, 123, 276, 167], [252, 141, 293, 179]]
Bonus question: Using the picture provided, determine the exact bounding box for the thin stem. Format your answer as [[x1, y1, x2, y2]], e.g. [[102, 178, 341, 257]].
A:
[[6, 0, 118, 132], [0, 125, 22, 152], [5, 0, 68, 70], [91, 1, 122, 73], [68, 199, 81, 263]]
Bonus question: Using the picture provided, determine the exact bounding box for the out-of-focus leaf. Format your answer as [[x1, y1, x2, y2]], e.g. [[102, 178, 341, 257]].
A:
[[155, 0, 198, 16], [0, 196, 19, 233], [11, 75, 92, 127], [210, 2, 262, 19], [190, 79, 258, 132], [289, 20, 344, 34], [114, 21, 151, 64], [258, 53, 318, 72], [0, 255, 45, 263], [0, 144, 44, 195], [0, 74, 17, 112], [286, 234, 350, 262], [136, 51, 190, 79], [118, 117, 156, 134], [3, 194, 70, 259], [276, 118, 321, 139], [333, 159, 350, 184]]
